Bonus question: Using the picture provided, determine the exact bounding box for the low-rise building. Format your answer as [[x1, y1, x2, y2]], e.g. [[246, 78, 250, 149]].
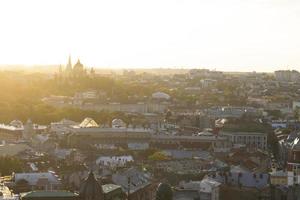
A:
[[12, 172, 62, 191], [96, 155, 133, 168], [79, 171, 124, 200], [112, 168, 156, 200], [210, 166, 269, 189], [178, 178, 221, 200], [270, 171, 288, 185]]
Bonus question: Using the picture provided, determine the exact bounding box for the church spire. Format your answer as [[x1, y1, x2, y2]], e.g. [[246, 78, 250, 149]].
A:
[[66, 55, 72, 71], [79, 171, 104, 200]]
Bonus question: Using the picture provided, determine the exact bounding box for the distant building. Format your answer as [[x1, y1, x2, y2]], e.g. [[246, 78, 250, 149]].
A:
[[43, 96, 169, 113], [23, 119, 34, 140], [112, 167, 156, 200], [0, 120, 47, 142], [275, 70, 300, 82], [60, 56, 87, 78], [79, 118, 99, 128], [96, 155, 133, 168], [221, 131, 268, 150], [111, 119, 126, 128], [206, 106, 259, 119], [50, 118, 78, 135], [67, 118, 152, 148], [200, 79, 217, 88], [152, 92, 170, 100], [189, 69, 223, 79]]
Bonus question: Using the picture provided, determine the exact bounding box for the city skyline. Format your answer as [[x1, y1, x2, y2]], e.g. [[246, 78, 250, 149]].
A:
[[0, 0, 299, 72]]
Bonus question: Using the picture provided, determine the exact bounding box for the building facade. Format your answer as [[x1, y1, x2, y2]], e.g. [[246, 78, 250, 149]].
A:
[[222, 131, 268, 150]]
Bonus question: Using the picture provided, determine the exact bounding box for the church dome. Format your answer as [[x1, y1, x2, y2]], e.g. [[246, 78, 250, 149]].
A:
[[156, 183, 173, 200], [73, 59, 84, 70], [152, 92, 170, 100], [79, 117, 99, 128], [112, 119, 126, 128], [79, 171, 104, 200], [10, 120, 23, 128]]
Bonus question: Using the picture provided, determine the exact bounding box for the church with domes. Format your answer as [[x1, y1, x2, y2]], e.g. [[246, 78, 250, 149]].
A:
[[59, 56, 89, 78]]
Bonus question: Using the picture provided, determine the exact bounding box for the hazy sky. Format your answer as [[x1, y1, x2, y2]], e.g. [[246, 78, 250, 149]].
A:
[[0, 0, 299, 72]]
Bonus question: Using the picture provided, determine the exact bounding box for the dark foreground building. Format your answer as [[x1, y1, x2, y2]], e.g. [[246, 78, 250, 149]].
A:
[[20, 191, 79, 200], [20, 171, 124, 200]]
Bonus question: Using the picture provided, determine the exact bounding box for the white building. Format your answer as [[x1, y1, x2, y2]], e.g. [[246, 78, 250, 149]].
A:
[[96, 155, 133, 167]]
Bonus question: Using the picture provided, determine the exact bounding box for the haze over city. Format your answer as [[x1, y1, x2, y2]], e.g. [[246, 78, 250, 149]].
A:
[[2, 1, 300, 200], [0, 0, 299, 72]]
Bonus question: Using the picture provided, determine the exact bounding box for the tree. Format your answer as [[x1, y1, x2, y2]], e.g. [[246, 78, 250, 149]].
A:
[[148, 152, 169, 161], [156, 183, 173, 200], [294, 108, 299, 120], [15, 179, 30, 193], [0, 156, 23, 176]]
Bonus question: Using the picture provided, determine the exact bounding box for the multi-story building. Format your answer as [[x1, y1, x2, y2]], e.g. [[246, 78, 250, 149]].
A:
[[275, 70, 300, 82], [221, 131, 268, 150], [112, 167, 156, 200], [206, 106, 259, 119], [0, 120, 47, 142], [287, 137, 300, 186]]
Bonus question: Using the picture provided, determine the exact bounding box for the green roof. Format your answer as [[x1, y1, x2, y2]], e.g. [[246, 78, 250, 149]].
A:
[[102, 184, 122, 194], [21, 191, 79, 198]]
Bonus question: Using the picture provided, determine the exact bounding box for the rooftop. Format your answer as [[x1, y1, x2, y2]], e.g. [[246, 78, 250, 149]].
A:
[[102, 184, 122, 194], [21, 191, 78, 198], [0, 143, 31, 157], [270, 170, 287, 177], [222, 131, 267, 136]]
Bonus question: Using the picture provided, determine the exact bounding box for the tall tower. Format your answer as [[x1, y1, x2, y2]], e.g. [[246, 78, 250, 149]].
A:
[[73, 59, 85, 78], [66, 55, 72, 73], [23, 119, 34, 140]]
